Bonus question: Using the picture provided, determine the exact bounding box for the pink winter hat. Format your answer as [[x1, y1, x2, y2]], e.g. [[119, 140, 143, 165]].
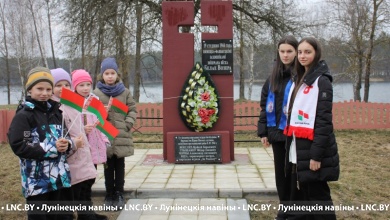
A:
[[51, 68, 72, 88], [71, 69, 92, 89]]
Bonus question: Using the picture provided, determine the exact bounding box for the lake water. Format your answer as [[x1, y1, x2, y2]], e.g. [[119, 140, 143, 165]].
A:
[[131, 82, 390, 103], [1, 82, 389, 104]]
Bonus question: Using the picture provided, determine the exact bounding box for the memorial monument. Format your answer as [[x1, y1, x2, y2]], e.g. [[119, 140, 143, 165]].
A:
[[162, 0, 234, 163]]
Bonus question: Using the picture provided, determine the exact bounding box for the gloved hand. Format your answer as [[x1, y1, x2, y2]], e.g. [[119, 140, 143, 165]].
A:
[[126, 122, 133, 131]]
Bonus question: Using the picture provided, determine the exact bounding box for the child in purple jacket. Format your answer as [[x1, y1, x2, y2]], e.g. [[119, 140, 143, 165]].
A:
[[51, 68, 109, 220]]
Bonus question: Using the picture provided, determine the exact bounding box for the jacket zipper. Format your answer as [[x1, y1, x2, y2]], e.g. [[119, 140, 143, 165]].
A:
[[34, 162, 40, 179], [296, 164, 300, 190], [97, 132, 102, 164], [285, 107, 300, 189], [284, 140, 288, 178]]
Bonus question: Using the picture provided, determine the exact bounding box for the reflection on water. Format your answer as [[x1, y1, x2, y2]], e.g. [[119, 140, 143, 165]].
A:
[[130, 82, 389, 103], [2, 82, 389, 104]]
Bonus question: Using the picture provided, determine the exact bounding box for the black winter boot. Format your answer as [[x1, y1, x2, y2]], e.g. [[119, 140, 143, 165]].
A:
[[104, 192, 114, 207], [94, 212, 108, 220], [113, 191, 125, 209]]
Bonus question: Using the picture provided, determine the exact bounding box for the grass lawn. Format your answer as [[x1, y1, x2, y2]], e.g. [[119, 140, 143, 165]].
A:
[[249, 129, 390, 220], [1, 130, 389, 219], [0, 104, 18, 110]]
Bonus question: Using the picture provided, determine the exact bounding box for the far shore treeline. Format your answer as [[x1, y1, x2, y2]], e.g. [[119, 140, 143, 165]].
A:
[[1, 0, 390, 104], [1, 45, 390, 88]]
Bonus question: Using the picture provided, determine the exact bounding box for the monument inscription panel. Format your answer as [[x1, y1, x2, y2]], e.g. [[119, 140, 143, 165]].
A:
[[202, 39, 233, 74], [175, 135, 221, 163]]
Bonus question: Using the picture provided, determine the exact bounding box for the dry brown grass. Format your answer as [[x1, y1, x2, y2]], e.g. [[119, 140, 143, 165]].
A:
[[1, 130, 389, 219], [249, 129, 390, 220], [0, 104, 18, 110], [0, 145, 120, 220], [0, 145, 26, 220]]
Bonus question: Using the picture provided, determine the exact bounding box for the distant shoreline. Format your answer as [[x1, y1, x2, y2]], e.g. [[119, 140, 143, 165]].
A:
[[1, 77, 389, 87], [135, 78, 389, 85]]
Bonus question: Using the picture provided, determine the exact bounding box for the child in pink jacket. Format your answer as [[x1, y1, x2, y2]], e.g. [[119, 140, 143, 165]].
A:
[[85, 110, 110, 166], [71, 69, 110, 166], [72, 69, 110, 218]]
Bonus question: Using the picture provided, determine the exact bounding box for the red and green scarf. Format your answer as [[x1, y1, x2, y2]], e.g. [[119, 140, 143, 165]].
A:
[[284, 76, 320, 141]]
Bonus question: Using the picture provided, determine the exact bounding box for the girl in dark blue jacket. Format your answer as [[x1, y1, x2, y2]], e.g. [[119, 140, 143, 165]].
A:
[[258, 35, 302, 220]]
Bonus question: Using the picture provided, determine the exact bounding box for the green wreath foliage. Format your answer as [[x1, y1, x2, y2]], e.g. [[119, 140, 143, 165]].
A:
[[179, 62, 220, 132]]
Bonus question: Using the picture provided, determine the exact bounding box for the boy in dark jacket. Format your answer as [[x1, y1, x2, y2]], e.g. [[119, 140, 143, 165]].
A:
[[8, 67, 80, 220]]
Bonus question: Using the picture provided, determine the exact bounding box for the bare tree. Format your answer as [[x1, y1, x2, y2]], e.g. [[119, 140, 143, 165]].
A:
[[238, 0, 246, 100], [140, 0, 298, 100], [0, 0, 11, 104], [26, 0, 47, 66], [112, 1, 133, 89], [363, 0, 386, 102], [62, 0, 93, 69], [94, 6, 106, 87], [330, 0, 368, 101], [5, 0, 41, 99], [45, 0, 57, 68], [328, 0, 389, 102], [247, 43, 255, 100], [133, 0, 143, 101], [59, 0, 300, 102]]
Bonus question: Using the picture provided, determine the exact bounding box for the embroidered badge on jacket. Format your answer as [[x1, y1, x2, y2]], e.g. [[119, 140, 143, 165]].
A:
[[24, 131, 31, 138]]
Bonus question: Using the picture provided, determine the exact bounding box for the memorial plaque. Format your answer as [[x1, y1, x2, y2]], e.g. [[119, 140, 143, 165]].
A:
[[202, 39, 233, 74], [175, 135, 221, 163]]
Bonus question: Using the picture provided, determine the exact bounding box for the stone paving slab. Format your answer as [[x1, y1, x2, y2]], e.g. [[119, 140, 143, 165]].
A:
[[92, 147, 277, 219], [92, 147, 277, 197], [116, 198, 250, 220]]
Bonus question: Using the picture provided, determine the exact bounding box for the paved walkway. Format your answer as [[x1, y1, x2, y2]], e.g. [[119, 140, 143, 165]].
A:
[[92, 147, 277, 219]]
